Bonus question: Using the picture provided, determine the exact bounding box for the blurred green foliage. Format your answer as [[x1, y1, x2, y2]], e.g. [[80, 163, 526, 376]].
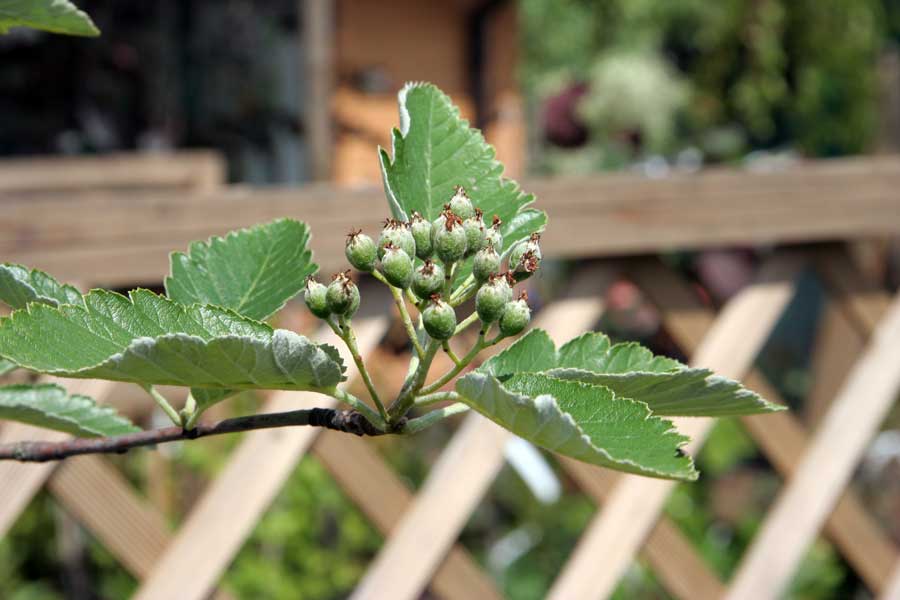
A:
[[522, 0, 890, 169]]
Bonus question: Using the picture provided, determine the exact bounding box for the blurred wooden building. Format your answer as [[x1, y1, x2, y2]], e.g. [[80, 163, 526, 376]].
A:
[[308, 0, 524, 184]]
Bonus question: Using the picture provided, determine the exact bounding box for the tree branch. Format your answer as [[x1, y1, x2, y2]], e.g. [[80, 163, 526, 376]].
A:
[[0, 407, 387, 463]]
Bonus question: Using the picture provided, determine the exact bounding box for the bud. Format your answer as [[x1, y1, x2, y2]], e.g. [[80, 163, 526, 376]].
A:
[[379, 243, 414, 289], [475, 273, 512, 324], [483, 215, 503, 251], [509, 233, 542, 282], [304, 276, 331, 319], [326, 271, 360, 317], [411, 259, 445, 300], [498, 291, 531, 336], [433, 208, 468, 264], [378, 218, 416, 260], [473, 242, 501, 282], [345, 229, 377, 272], [408, 211, 433, 259], [422, 295, 457, 340], [448, 185, 475, 220], [462, 209, 485, 258]]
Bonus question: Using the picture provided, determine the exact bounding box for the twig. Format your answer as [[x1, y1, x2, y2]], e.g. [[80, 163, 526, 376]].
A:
[[0, 407, 387, 463]]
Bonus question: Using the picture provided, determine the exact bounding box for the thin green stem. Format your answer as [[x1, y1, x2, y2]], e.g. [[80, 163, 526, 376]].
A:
[[449, 276, 478, 307], [331, 388, 386, 430], [181, 392, 200, 429], [442, 341, 461, 366], [327, 317, 389, 425], [389, 338, 440, 419], [419, 332, 488, 395], [442, 261, 456, 298], [373, 270, 425, 357], [141, 384, 182, 427], [402, 402, 469, 434], [453, 312, 480, 335], [414, 390, 460, 407]]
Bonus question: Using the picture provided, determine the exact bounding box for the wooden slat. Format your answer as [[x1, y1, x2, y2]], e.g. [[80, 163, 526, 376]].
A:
[[351, 265, 614, 600], [303, 0, 334, 180], [0, 378, 116, 537], [133, 314, 389, 600], [882, 564, 900, 600], [4, 156, 900, 286], [727, 292, 900, 599], [633, 257, 899, 594], [48, 457, 170, 579], [0, 151, 225, 195], [548, 256, 800, 600], [560, 459, 725, 600], [805, 300, 864, 426], [313, 432, 504, 600]]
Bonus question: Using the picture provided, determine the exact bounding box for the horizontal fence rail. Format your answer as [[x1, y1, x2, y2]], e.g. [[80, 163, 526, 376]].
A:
[[3, 156, 900, 285], [1, 152, 899, 599]]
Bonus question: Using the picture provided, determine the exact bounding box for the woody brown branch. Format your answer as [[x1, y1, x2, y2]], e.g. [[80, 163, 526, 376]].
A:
[[0, 408, 385, 463]]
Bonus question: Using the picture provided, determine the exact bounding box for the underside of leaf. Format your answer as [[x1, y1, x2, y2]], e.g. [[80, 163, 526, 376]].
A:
[[0, 289, 345, 391], [0, 263, 84, 310], [0, 0, 99, 36], [457, 372, 696, 480], [0, 384, 138, 437]]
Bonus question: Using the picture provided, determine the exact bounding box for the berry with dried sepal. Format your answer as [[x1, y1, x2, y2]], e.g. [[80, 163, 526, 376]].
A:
[[379, 243, 414, 289], [304, 276, 331, 319], [433, 208, 468, 264], [326, 271, 360, 317], [422, 294, 457, 340], [473, 241, 501, 282], [483, 215, 503, 251], [475, 273, 513, 324], [345, 229, 377, 272], [448, 185, 475, 220], [408, 211, 433, 259], [378, 218, 416, 259], [499, 291, 531, 336], [462, 208, 485, 258], [412, 259, 445, 300], [509, 233, 542, 281]]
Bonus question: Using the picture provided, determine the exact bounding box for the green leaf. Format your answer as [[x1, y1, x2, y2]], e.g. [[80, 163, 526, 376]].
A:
[[0, 383, 138, 437], [0, 289, 345, 392], [165, 219, 317, 409], [379, 82, 546, 256], [0, 264, 84, 310], [482, 330, 781, 417], [0, 358, 16, 377], [166, 218, 316, 322], [0, 0, 99, 36], [457, 372, 695, 480]]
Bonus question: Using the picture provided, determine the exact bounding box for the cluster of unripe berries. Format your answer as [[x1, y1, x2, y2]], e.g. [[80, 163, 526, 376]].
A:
[[304, 186, 541, 340]]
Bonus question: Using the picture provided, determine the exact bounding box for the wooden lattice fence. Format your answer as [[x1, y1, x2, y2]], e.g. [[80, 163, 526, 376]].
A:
[[1, 153, 899, 599]]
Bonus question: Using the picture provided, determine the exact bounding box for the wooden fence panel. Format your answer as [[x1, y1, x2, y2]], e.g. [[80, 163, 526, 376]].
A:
[[726, 293, 900, 599], [547, 256, 801, 599], [632, 256, 900, 594]]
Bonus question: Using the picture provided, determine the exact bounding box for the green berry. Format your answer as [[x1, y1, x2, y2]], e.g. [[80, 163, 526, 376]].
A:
[[412, 259, 445, 300], [326, 271, 360, 316], [462, 211, 485, 258], [345, 229, 377, 272], [434, 209, 468, 264], [476, 273, 512, 324], [409, 212, 433, 259], [378, 219, 415, 259], [499, 292, 531, 336], [379, 244, 414, 289], [304, 277, 331, 319], [484, 215, 503, 251], [422, 296, 457, 340], [448, 185, 476, 220], [473, 242, 501, 282], [509, 233, 542, 282]]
